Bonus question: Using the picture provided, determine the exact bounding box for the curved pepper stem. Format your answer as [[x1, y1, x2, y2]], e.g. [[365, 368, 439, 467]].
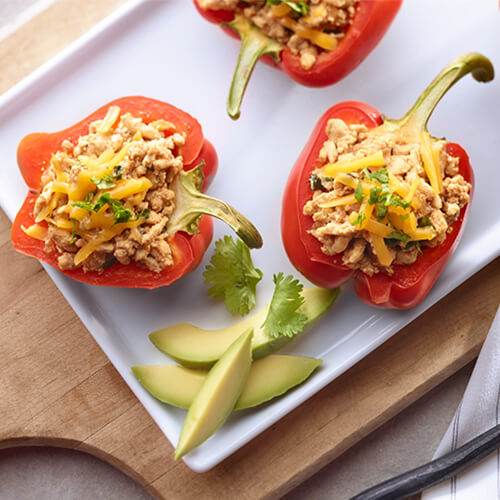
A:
[[225, 15, 282, 120], [167, 163, 263, 249], [386, 52, 494, 134]]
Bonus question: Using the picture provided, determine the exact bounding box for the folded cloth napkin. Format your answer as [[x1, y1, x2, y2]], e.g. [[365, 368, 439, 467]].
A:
[[422, 306, 500, 499]]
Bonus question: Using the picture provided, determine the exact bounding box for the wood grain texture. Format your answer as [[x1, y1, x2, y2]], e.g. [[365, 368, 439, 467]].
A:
[[0, 1, 499, 499]]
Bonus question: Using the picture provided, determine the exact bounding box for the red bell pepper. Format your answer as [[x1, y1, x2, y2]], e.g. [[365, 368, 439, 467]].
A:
[[194, 0, 402, 119], [281, 53, 494, 309], [11, 96, 262, 289]]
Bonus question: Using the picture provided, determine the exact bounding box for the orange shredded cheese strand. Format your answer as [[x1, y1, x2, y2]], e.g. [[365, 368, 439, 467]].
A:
[[270, 4, 291, 17], [280, 16, 338, 51], [420, 132, 442, 194], [97, 106, 120, 134], [370, 234, 393, 267], [318, 194, 356, 208], [322, 151, 385, 177], [22, 224, 48, 240]]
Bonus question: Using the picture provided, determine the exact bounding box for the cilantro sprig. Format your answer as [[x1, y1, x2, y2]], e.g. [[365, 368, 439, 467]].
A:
[[266, 0, 309, 15], [203, 235, 263, 316], [261, 273, 308, 338]]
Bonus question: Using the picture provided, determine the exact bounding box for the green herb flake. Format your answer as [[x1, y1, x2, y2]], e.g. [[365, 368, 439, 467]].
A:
[[309, 173, 323, 191], [261, 272, 308, 339], [203, 235, 263, 316], [418, 215, 434, 228], [131, 208, 151, 222], [266, 0, 309, 15], [386, 230, 411, 243], [375, 205, 388, 220], [354, 180, 364, 204], [351, 212, 366, 228], [70, 218, 81, 244], [113, 165, 124, 180], [90, 174, 116, 190], [364, 167, 389, 185]]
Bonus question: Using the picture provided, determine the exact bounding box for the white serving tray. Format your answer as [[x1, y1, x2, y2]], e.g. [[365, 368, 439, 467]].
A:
[[0, 0, 499, 472]]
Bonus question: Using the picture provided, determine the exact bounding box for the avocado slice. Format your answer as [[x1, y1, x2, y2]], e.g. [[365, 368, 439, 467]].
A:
[[149, 287, 340, 368], [132, 354, 322, 411], [174, 327, 253, 460]]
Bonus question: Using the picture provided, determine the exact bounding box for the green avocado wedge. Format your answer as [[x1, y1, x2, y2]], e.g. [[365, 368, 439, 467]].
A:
[[132, 355, 322, 411], [149, 287, 340, 369], [174, 327, 253, 460]]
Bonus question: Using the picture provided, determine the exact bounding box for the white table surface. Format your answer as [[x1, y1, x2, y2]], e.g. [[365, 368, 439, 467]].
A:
[[0, 2, 477, 498]]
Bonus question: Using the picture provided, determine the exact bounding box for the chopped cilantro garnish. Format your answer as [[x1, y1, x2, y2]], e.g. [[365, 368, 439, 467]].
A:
[[71, 193, 148, 225], [400, 213, 409, 221], [386, 231, 411, 243], [418, 215, 434, 228], [354, 180, 364, 204], [388, 196, 411, 209], [309, 173, 323, 191], [90, 174, 116, 189], [131, 208, 151, 221], [368, 186, 382, 205], [375, 205, 388, 219], [113, 165, 124, 180], [70, 218, 81, 244], [261, 272, 308, 338], [84, 192, 95, 203], [203, 235, 263, 316], [266, 0, 309, 15], [364, 167, 389, 185], [351, 212, 366, 228], [71, 200, 94, 211]]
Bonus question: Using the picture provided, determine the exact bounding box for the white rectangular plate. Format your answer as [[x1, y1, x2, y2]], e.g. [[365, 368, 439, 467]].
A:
[[1, 0, 499, 472]]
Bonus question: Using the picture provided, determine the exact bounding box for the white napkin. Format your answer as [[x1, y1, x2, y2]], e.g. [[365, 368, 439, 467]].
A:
[[422, 306, 500, 499]]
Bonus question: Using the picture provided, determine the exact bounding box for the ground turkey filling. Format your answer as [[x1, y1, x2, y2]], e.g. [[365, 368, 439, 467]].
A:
[[303, 119, 471, 276], [32, 109, 186, 273], [199, 0, 358, 70]]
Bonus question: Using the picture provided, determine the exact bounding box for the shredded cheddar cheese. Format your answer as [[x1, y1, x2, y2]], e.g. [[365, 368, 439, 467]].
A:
[[322, 151, 385, 177], [279, 16, 338, 51]]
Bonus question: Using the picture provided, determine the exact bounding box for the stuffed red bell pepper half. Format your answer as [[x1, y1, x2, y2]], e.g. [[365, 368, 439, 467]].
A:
[[194, 0, 402, 119], [11, 96, 262, 289], [281, 53, 494, 309]]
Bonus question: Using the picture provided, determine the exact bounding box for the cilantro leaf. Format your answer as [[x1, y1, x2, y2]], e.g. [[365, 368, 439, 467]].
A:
[[131, 208, 151, 222], [84, 192, 95, 203], [418, 215, 434, 228], [113, 165, 124, 180], [203, 235, 263, 316], [354, 179, 364, 204], [266, 0, 309, 15], [70, 218, 81, 244], [309, 173, 323, 191], [90, 174, 116, 189], [71, 200, 94, 211], [364, 167, 389, 185], [351, 212, 366, 228], [261, 273, 308, 338], [386, 230, 411, 243], [375, 204, 388, 219]]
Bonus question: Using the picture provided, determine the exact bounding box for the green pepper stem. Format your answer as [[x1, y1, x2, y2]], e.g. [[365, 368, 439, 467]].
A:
[[386, 52, 494, 133], [167, 165, 263, 249], [225, 15, 282, 120]]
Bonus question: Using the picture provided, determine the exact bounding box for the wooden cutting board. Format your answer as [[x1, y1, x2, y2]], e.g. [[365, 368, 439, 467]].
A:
[[1, 1, 499, 498]]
